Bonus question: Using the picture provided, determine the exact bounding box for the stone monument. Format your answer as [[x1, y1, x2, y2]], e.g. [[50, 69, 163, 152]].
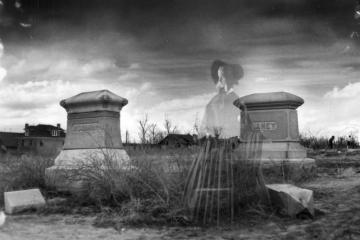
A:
[[234, 92, 316, 181], [45, 89, 130, 192]]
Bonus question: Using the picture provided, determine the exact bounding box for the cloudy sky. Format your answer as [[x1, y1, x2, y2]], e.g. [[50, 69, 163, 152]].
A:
[[0, 0, 360, 141]]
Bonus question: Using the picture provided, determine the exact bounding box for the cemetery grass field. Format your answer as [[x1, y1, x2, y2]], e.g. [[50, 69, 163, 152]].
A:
[[0, 148, 360, 239]]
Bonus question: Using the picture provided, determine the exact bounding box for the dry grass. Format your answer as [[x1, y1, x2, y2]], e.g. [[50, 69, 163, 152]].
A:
[[0, 143, 287, 226], [182, 136, 270, 225], [300, 134, 359, 150], [0, 143, 273, 226], [0, 152, 54, 206], [56, 146, 196, 226]]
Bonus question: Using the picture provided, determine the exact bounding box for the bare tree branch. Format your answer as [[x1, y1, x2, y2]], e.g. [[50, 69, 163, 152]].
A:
[[125, 130, 130, 144], [138, 114, 150, 144], [164, 114, 178, 135], [148, 123, 158, 144]]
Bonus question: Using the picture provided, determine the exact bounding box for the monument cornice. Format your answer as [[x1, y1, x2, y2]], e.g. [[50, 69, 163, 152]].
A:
[[234, 92, 304, 110], [68, 111, 120, 120], [60, 89, 128, 113], [235, 101, 303, 110]]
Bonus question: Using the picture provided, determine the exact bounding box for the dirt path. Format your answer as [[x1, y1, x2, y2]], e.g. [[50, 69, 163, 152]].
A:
[[1, 174, 360, 240]]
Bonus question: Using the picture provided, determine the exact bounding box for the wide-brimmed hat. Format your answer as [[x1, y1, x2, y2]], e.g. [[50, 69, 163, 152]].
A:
[[210, 60, 244, 84]]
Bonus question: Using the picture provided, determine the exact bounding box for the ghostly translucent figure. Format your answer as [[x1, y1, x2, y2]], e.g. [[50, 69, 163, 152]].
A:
[[183, 60, 268, 225], [199, 60, 242, 139]]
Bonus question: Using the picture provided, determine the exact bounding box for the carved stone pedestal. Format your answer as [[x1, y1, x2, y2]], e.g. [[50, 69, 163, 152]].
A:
[[45, 90, 130, 193], [234, 92, 316, 182]]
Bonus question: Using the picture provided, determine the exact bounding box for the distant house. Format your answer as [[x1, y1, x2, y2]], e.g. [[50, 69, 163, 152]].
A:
[[0, 132, 23, 153], [18, 123, 65, 155], [158, 134, 196, 148]]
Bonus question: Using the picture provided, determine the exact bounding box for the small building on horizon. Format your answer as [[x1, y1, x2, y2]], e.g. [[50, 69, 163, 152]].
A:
[[158, 133, 196, 148], [18, 123, 66, 156]]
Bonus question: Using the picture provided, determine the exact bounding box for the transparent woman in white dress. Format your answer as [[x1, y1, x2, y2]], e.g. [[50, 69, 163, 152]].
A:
[[183, 60, 267, 225]]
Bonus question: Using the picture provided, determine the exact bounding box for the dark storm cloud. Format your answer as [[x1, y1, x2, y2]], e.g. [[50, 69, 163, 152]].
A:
[[2, 0, 357, 44], [1, 0, 357, 83], [2, 0, 359, 88], [1, 0, 360, 137]]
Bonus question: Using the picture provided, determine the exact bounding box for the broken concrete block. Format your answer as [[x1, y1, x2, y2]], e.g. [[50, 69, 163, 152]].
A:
[[266, 184, 314, 217], [4, 189, 46, 214]]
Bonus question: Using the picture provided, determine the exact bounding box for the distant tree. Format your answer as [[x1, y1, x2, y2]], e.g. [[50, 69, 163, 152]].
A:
[[193, 113, 200, 135], [148, 123, 163, 144], [138, 114, 150, 144], [125, 130, 130, 144], [164, 114, 178, 135]]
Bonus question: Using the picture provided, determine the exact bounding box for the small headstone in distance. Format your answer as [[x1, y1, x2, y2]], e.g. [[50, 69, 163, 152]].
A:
[[341, 167, 356, 177], [46, 197, 67, 206], [4, 189, 46, 214]]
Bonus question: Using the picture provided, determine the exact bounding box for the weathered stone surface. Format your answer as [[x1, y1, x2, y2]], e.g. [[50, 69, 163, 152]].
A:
[[234, 92, 304, 142], [45, 149, 132, 193], [262, 158, 317, 182], [53, 148, 130, 166], [260, 142, 307, 159], [234, 92, 304, 110], [4, 189, 45, 214], [60, 89, 128, 114], [266, 184, 314, 217], [61, 90, 127, 149], [45, 90, 130, 193], [233, 92, 316, 181]]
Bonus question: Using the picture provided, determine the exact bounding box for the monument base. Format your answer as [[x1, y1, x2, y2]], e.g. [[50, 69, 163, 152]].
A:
[[237, 141, 316, 182], [53, 148, 130, 165], [260, 142, 307, 159], [45, 148, 131, 193], [261, 158, 316, 183]]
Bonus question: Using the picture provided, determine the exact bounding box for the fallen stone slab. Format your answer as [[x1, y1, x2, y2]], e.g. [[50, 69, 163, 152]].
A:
[[4, 189, 46, 214], [266, 184, 314, 217]]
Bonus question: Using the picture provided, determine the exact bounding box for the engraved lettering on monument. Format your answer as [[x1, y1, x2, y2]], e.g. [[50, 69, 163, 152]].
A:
[[72, 122, 99, 132], [253, 121, 278, 131]]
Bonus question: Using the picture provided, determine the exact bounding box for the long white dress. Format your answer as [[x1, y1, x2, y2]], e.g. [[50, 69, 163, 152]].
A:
[[184, 88, 267, 224], [199, 89, 240, 139]]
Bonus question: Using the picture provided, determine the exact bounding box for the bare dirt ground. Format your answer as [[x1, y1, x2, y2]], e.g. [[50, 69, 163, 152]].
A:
[[1, 155, 360, 240]]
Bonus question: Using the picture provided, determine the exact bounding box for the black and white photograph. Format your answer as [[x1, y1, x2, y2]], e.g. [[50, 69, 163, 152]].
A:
[[0, 0, 360, 239]]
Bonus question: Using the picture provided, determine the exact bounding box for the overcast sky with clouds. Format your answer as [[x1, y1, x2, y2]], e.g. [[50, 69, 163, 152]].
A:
[[0, 0, 360, 141]]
